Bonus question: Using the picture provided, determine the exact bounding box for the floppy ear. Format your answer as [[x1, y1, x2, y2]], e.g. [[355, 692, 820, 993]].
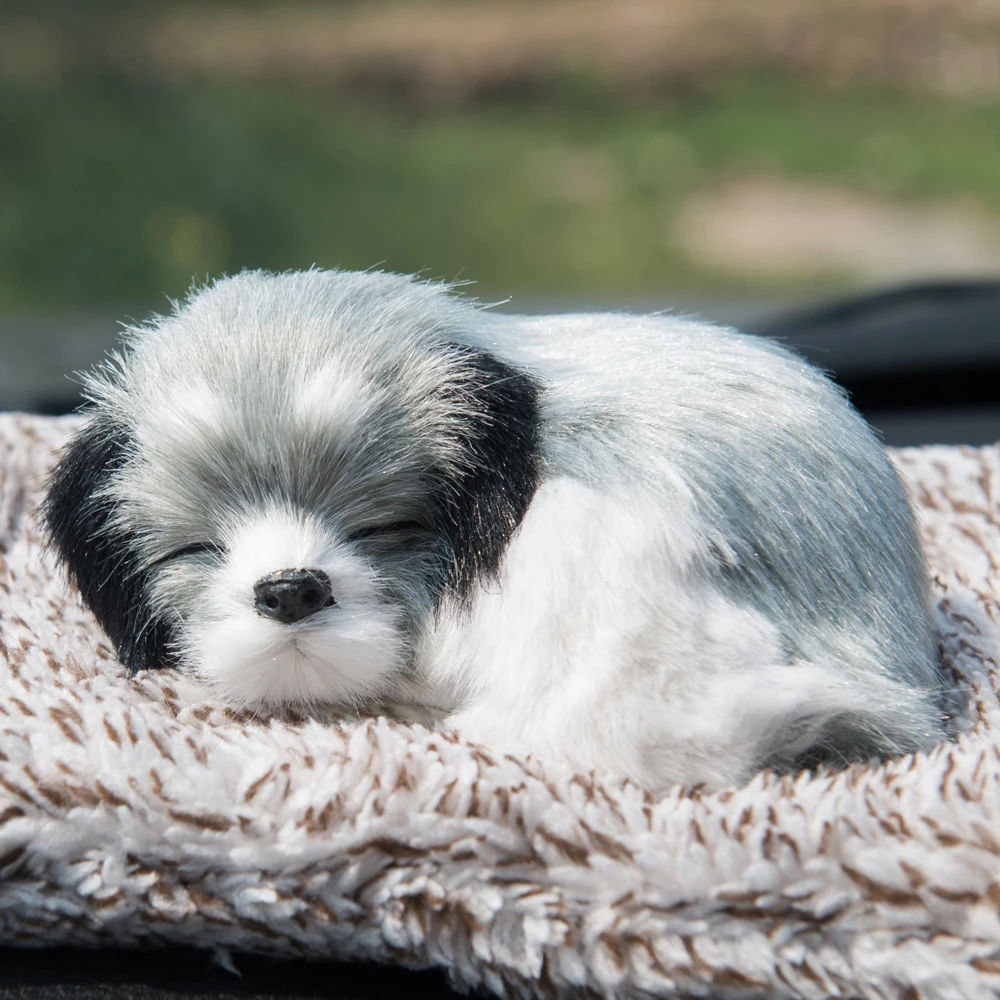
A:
[[42, 417, 173, 672], [434, 344, 542, 604]]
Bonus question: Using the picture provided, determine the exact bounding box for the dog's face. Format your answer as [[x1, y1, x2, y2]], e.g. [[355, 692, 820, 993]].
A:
[[44, 270, 539, 709]]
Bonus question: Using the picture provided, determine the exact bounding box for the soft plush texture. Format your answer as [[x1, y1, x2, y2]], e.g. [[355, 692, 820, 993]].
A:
[[0, 413, 998, 1000]]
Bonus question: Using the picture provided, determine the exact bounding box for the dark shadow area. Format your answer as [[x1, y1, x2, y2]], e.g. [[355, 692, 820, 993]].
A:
[[0, 947, 465, 1000], [752, 280, 1000, 381], [748, 280, 1000, 446]]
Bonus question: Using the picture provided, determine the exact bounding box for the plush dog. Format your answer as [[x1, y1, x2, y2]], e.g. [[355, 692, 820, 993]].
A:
[[43, 269, 944, 791]]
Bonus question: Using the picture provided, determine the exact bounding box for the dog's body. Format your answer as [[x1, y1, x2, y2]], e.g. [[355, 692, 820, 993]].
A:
[[44, 270, 943, 791]]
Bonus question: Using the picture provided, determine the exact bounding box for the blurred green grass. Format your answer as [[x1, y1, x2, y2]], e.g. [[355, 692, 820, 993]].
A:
[[4, 74, 1000, 311]]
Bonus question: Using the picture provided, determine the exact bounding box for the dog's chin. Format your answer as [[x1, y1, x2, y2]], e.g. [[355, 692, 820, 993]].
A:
[[183, 607, 406, 711]]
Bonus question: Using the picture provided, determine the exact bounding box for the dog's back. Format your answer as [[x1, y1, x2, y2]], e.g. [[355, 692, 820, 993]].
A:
[[439, 308, 944, 781]]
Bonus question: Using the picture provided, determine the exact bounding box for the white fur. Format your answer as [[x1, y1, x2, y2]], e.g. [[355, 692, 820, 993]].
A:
[[74, 268, 945, 792], [180, 505, 404, 710]]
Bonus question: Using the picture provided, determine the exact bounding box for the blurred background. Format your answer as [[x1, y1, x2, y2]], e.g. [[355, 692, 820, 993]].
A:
[[3, 0, 1000, 441]]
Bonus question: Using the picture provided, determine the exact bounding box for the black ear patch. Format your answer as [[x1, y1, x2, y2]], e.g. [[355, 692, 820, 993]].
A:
[[42, 417, 172, 673], [434, 344, 542, 604]]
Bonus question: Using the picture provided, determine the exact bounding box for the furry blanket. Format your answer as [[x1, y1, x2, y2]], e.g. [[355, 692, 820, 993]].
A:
[[1, 413, 999, 1000]]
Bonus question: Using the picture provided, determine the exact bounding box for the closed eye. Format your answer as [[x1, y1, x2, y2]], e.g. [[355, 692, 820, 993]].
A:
[[150, 541, 225, 567], [347, 521, 425, 541]]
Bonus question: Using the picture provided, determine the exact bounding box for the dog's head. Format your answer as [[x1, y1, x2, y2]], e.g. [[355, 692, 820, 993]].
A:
[[44, 270, 540, 709]]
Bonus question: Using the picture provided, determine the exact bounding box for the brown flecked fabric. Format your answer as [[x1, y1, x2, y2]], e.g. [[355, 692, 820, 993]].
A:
[[1, 413, 999, 1000]]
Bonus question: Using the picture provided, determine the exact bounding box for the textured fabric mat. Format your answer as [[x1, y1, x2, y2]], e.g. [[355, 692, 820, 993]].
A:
[[0, 413, 998, 1000]]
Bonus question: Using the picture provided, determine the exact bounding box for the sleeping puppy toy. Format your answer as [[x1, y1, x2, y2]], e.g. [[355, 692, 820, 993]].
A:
[[44, 269, 943, 791]]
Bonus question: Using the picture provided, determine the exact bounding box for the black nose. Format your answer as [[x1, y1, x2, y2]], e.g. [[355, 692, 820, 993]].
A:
[[253, 568, 335, 624]]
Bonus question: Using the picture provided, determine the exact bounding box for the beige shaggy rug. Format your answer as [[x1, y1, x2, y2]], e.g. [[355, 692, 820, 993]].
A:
[[0, 413, 998, 1000]]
